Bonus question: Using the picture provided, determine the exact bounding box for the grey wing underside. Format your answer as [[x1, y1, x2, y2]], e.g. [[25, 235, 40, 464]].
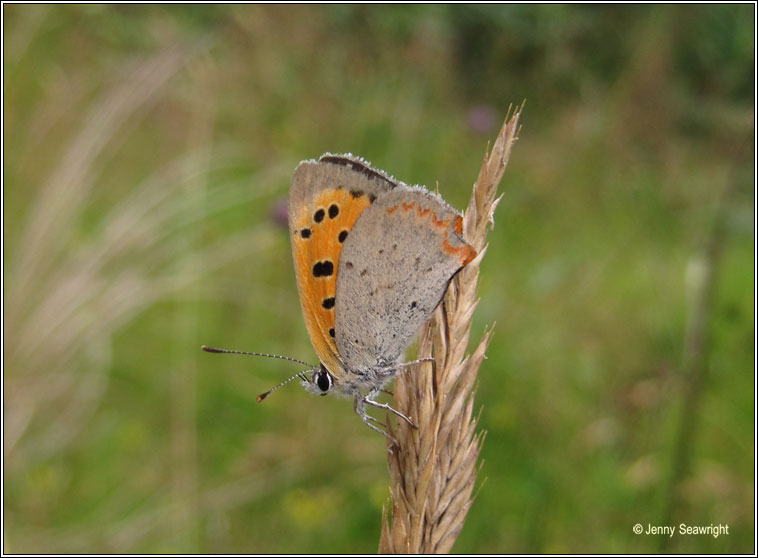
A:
[[335, 187, 470, 374], [288, 153, 397, 225]]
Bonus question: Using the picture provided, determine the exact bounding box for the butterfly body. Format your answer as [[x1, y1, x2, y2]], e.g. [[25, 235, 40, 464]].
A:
[[289, 154, 476, 435]]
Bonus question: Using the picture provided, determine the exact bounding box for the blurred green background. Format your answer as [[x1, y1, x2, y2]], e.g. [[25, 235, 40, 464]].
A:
[[3, 4, 754, 554]]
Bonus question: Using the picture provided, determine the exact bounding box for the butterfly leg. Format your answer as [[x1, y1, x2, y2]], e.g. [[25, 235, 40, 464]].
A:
[[363, 389, 417, 429], [397, 356, 435, 369], [354, 396, 399, 444]]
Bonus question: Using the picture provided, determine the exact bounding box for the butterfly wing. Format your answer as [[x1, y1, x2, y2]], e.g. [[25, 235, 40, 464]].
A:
[[289, 154, 396, 375], [334, 186, 476, 374]]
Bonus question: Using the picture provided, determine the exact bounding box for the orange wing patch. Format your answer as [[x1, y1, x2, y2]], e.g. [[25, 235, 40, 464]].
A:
[[291, 188, 372, 374], [454, 215, 463, 236], [385, 201, 476, 266], [442, 231, 477, 265]]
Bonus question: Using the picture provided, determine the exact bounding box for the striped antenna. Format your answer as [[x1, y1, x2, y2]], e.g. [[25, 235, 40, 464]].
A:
[[201, 345, 315, 368], [255, 370, 313, 402]]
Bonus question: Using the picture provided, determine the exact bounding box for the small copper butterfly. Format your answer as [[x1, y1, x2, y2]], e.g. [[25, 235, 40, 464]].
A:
[[204, 154, 476, 439]]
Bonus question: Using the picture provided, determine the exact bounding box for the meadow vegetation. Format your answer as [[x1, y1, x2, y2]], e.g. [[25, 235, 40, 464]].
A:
[[3, 5, 753, 553]]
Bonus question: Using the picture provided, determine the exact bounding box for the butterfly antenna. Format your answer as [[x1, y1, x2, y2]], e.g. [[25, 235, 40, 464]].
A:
[[201, 345, 315, 368], [256, 369, 314, 402], [201, 345, 317, 403]]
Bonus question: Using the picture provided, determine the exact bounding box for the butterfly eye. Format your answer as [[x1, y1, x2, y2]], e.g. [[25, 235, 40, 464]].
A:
[[314, 367, 332, 394]]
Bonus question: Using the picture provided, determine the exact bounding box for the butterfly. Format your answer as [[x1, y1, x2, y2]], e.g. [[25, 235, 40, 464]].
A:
[[205, 154, 476, 440]]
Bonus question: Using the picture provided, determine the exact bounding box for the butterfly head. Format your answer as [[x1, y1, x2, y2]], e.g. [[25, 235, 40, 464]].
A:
[[302, 363, 334, 397]]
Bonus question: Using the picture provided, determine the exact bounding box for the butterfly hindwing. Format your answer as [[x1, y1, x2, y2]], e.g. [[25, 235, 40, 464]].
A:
[[334, 186, 476, 374]]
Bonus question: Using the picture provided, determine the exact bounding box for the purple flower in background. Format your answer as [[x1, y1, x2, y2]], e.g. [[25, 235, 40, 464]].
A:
[[467, 104, 498, 135], [270, 197, 289, 229]]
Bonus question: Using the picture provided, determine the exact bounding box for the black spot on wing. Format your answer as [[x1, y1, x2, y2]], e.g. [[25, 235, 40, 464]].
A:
[[312, 260, 334, 277]]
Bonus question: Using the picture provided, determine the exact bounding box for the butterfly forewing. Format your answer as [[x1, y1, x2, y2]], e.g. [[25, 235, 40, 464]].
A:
[[289, 155, 396, 376]]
